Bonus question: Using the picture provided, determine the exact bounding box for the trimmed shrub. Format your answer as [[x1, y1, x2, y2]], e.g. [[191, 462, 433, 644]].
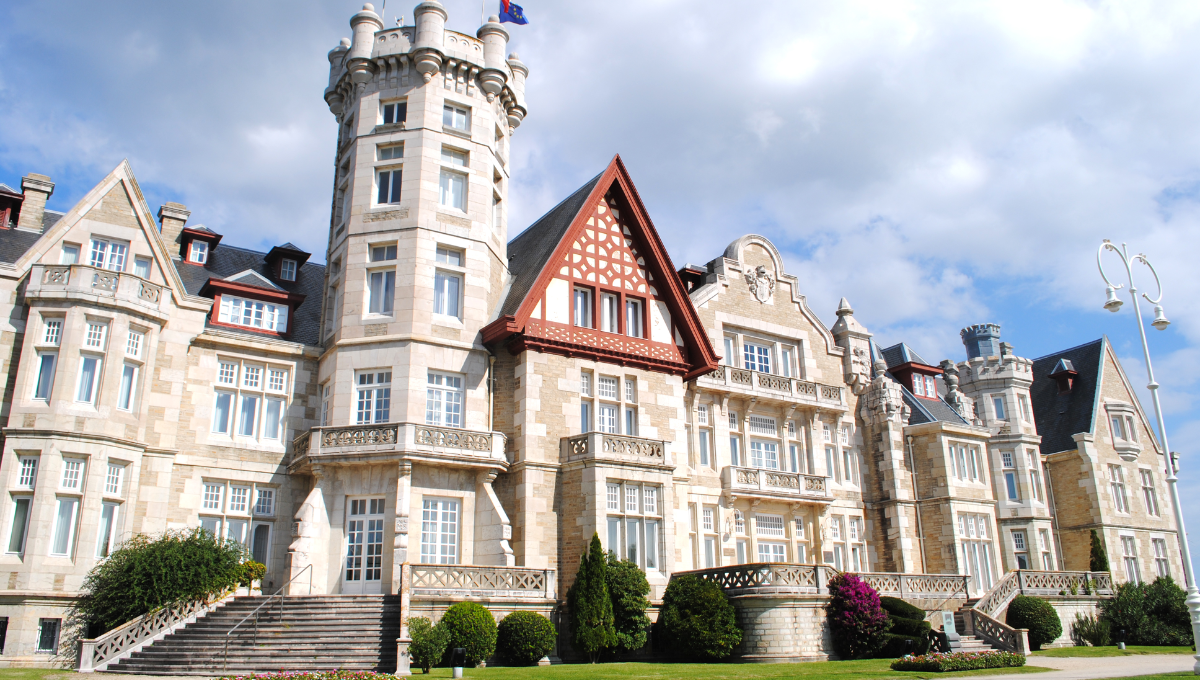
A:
[[438, 602, 497, 667], [73, 528, 247, 635], [568, 533, 615, 662], [826, 573, 891, 660], [659, 574, 742, 661], [891, 650, 1026, 672], [888, 615, 932, 638], [606, 554, 651, 655], [1005, 595, 1062, 650], [407, 617, 450, 673], [1071, 612, 1110, 647], [240, 561, 266, 585], [880, 596, 927, 622], [878, 634, 931, 659], [1101, 576, 1191, 646], [496, 612, 556, 666], [1090, 529, 1110, 572]]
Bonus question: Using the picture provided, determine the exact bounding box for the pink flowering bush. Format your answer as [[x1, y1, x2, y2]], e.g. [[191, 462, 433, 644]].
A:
[[218, 672, 404, 680], [825, 573, 891, 660], [890, 650, 1026, 672]]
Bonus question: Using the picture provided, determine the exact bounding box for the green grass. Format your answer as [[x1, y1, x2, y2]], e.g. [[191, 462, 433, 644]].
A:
[[1032, 645, 1196, 658], [396, 660, 1049, 679], [0, 671, 76, 680], [1101, 675, 1194, 680]]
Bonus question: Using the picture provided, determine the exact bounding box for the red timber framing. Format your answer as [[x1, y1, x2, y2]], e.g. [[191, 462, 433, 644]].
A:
[[198, 278, 306, 340], [483, 155, 719, 380]]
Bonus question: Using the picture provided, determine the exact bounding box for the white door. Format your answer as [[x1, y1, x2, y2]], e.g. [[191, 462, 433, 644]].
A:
[[343, 498, 386, 594]]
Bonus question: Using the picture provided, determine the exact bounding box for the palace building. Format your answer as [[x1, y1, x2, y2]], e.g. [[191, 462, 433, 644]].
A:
[[0, 1, 1183, 667]]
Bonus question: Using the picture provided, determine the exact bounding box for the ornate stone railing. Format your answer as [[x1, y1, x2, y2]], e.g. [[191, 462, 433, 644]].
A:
[[963, 608, 1030, 655], [78, 592, 233, 672], [410, 565, 556, 600], [723, 465, 829, 500], [294, 422, 507, 465], [564, 432, 670, 465], [972, 570, 1112, 620], [696, 366, 845, 407], [856, 572, 969, 600], [683, 563, 841, 595], [29, 264, 166, 315]]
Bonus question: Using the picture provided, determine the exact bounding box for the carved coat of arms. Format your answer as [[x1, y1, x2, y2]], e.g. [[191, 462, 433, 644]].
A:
[[745, 265, 775, 303]]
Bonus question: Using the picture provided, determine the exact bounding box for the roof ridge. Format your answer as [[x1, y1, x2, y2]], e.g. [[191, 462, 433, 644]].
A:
[[507, 171, 604, 246], [1031, 337, 1104, 362]]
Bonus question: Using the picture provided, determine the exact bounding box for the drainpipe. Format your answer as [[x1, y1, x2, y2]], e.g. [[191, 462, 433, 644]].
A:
[[906, 434, 928, 573], [1044, 458, 1066, 570], [488, 353, 496, 431]]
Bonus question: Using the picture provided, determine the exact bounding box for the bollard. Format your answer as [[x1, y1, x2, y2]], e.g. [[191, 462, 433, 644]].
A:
[[451, 647, 466, 678]]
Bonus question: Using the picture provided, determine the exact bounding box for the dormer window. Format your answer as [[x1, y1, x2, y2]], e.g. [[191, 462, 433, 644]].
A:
[[218, 296, 288, 333], [280, 259, 297, 282], [189, 240, 209, 264], [913, 374, 937, 398]]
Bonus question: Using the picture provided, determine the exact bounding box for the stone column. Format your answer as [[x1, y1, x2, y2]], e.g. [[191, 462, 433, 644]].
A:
[[287, 465, 330, 594], [392, 461, 412, 593]]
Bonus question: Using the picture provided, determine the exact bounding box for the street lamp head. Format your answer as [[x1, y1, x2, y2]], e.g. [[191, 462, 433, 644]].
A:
[[1152, 304, 1170, 331], [1104, 285, 1124, 313]]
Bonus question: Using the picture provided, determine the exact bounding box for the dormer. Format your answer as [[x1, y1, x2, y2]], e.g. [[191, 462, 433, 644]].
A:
[[181, 225, 223, 265], [880, 342, 944, 399], [1049, 358, 1078, 394], [264, 242, 311, 283], [199, 269, 306, 339], [0, 183, 22, 229]]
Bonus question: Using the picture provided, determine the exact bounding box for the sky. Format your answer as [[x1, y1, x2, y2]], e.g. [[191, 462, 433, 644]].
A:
[[3, 0, 1200, 576]]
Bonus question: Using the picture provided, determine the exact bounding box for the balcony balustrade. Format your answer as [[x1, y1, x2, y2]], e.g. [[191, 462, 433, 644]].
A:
[[562, 431, 672, 468], [292, 422, 507, 468], [409, 564, 556, 600], [28, 264, 167, 318], [697, 365, 845, 409], [722, 464, 829, 502]]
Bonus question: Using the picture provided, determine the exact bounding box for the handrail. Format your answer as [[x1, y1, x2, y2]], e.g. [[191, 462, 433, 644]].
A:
[[223, 564, 312, 672]]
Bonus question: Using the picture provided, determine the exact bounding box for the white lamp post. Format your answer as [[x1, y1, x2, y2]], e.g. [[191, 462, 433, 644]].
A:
[[1097, 239, 1200, 673]]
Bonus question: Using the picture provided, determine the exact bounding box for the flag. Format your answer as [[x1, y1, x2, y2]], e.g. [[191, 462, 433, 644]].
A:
[[499, 0, 528, 24]]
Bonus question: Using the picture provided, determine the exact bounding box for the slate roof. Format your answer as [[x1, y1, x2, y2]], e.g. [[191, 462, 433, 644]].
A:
[[881, 342, 933, 368], [0, 210, 65, 263], [497, 172, 602, 317], [1030, 338, 1104, 455], [173, 243, 326, 346]]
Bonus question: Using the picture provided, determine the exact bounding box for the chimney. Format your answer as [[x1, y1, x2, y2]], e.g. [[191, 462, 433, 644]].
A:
[[158, 203, 191, 255], [17, 173, 54, 232], [960, 323, 1002, 359]]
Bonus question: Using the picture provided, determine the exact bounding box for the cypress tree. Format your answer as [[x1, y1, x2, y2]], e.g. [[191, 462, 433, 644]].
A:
[[1090, 529, 1110, 572], [569, 533, 616, 662]]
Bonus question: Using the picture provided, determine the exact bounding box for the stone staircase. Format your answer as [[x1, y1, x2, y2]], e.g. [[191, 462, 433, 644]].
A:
[[106, 595, 403, 675], [947, 599, 1004, 653]]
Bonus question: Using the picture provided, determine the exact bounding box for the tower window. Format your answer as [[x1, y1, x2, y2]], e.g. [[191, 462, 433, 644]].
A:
[[377, 169, 402, 205], [371, 244, 398, 262], [377, 144, 403, 160], [443, 104, 469, 132], [381, 101, 407, 125]]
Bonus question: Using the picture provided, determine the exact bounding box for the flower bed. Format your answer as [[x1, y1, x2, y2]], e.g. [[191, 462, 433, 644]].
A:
[[891, 650, 1026, 672], [218, 672, 403, 680]]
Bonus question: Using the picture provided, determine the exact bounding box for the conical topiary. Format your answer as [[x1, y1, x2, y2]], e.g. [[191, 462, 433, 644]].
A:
[[569, 533, 616, 662], [1090, 529, 1110, 572]]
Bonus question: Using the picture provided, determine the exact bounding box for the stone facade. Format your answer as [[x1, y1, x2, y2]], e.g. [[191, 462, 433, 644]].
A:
[[0, 1, 1184, 668]]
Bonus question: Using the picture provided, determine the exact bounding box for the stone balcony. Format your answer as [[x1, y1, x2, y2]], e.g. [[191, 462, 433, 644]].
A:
[[26, 264, 168, 320], [561, 431, 674, 471], [696, 365, 846, 411], [722, 464, 831, 504], [290, 422, 508, 472], [407, 564, 556, 601]]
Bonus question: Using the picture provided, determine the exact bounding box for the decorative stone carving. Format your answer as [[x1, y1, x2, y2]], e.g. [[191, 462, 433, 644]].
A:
[[940, 360, 978, 424], [745, 265, 775, 303], [861, 360, 909, 427]]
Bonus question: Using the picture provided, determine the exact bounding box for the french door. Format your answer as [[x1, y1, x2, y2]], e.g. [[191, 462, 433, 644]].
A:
[[344, 498, 386, 594]]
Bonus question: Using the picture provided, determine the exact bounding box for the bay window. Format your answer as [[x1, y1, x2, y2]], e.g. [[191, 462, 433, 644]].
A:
[[606, 481, 660, 570], [426, 371, 463, 427], [212, 359, 290, 442]]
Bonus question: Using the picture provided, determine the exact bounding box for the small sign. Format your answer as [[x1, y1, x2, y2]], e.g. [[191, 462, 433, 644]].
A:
[[942, 611, 961, 642]]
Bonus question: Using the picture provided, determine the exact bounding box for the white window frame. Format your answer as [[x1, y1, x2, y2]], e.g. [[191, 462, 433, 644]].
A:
[[377, 167, 402, 205], [606, 481, 661, 570], [218, 295, 289, 333], [211, 358, 290, 443], [356, 370, 393, 425], [280, 259, 297, 282], [442, 104, 470, 132], [420, 497, 460, 564], [188, 240, 208, 264], [367, 268, 396, 316], [90, 238, 128, 271], [426, 371, 464, 427], [50, 496, 80, 556], [32, 351, 57, 401]]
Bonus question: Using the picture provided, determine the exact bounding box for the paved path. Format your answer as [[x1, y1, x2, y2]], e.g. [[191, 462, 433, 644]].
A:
[[971, 654, 1197, 680]]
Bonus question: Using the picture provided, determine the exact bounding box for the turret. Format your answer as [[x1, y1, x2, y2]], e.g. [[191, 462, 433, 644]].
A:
[[324, 38, 351, 114], [413, 0, 448, 81], [476, 16, 510, 102], [831, 297, 873, 395], [347, 4, 384, 84], [505, 53, 528, 129], [961, 323, 1002, 359]]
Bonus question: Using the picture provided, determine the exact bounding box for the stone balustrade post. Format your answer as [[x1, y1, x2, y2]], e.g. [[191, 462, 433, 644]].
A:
[[78, 640, 96, 672]]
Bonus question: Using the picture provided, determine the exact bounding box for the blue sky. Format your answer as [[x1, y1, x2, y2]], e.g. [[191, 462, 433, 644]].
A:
[[3, 0, 1200, 576]]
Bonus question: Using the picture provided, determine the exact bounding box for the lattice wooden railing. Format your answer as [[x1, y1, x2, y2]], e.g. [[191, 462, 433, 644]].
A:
[[410, 565, 557, 599], [78, 592, 233, 672]]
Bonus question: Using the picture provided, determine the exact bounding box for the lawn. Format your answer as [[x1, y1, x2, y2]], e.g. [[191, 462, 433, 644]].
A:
[[1032, 646, 1196, 658]]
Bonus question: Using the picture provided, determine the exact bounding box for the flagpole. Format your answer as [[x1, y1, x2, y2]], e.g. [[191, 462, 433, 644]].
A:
[[481, 0, 486, 24]]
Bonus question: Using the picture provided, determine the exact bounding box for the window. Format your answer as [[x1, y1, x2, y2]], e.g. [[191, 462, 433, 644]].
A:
[[96, 502, 120, 558], [134, 257, 152, 278], [439, 149, 467, 210], [925, 375, 937, 397], [743, 342, 771, 373], [378, 143, 403, 161], [756, 514, 785, 537], [61, 459, 83, 490], [913, 375, 925, 397], [959, 513, 997, 593], [1110, 465, 1129, 514], [826, 445, 839, 483], [607, 481, 661, 569], [443, 104, 469, 131], [371, 245, 398, 262], [426, 372, 463, 427], [491, 193, 503, 231], [90, 238, 128, 271], [749, 440, 779, 470], [421, 498, 460, 564], [33, 352, 56, 400], [1111, 416, 1126, 440], [202, 482, 224, 511], [735, 510, 745, 534], [758, 542, 787, 562], [377, 169, 402, 204], [75, 352, 104, 404], [251, 523, 271, 566], [61, 243, 80, 265], [356, 371, 392, 424], [1040, 529, 1054, 570], [218, 296, 289, 333], [1140, 469, 1160, 516], [18, 457, 37, 488], [104, 463, 124, 496], [188, 240, 208, 264], [1027, 451, 1043, 502], [1003, 452, 1019, 501], [625, 298, 643, 337], [434, 271, 461, 317], [198, 481, 270, 547], [117, 363, 139, 411], [600, 293, 619, 333], [1121, 535, 1141, 584], [1152, 538, 1171, 578], [8, 496, 32, 554], [625, 378, 636, 403], [993, 396, 1007, 420], [573, 288, 593, 327], [436, 246, 463, 267], [321, 384, 332, 426], [730, 435, 741, 466], [126, 330, 143, 358], [51, 497, 79, 556], [749, 415, 777, 436], [382, 101, 406, 125], [781, 347, 794, 377], [606, 484, 619, 511], [37, 619, 60, 654], [1018, 394, 1031, 422], [254, 488, 275, 515], [85, 323, 107, 349], [280, 259, 297, 282], [702, 507, 714, 532], [724, 337, 736, 366], [1012, 530, 1029, 569], [228, 485, 250, 513], [368, 269, 396, 315], [42, 318, 62, 346], [212, 359, 289, 441], [598, 404, 617, 433]]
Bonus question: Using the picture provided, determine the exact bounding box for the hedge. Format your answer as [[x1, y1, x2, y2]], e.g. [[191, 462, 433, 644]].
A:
[[438, 602, 497, 667], [407, 617, 450, 673], [891, 650, 1026, 672], [1101, 576, 1192, 646], [496, 612, 556, 666], [658, 574, 742, 660], [880, 596, 926, 622], [1005, 595, 1062, 651]]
